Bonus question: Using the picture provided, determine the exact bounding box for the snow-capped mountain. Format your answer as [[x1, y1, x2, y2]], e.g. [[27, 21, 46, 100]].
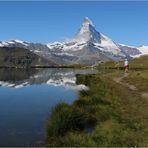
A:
[[0, 40, 29, 48], [0, 39, 79, 64], [0, 39, 51, 56], [74, 17, 121, 55], [47, 17, 144, 64], [0, 17, 147, 65], [47, 17, 121, 55], [117, 44, 141, 57], [75, 17, 101, 44]]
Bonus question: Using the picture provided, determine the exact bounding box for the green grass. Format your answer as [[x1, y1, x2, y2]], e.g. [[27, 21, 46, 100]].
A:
[[46, 103, 89, 137], [46, 71, 148, 146], [129, 55, 148, 69]]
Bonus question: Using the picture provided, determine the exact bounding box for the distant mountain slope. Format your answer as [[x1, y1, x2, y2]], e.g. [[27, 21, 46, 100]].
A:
[[0, 47, 56, 67], [117, 44, 141, 57]]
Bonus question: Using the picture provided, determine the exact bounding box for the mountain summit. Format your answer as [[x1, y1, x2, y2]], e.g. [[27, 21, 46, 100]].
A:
[[75, 17, 101, 44], [74, 17, 115, 46]]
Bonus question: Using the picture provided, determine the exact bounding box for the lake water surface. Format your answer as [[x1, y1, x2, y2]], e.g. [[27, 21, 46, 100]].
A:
[[0, 68, 96, 146]]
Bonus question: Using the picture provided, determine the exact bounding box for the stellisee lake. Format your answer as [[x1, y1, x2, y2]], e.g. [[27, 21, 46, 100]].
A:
[[0, 68, 96, 146]]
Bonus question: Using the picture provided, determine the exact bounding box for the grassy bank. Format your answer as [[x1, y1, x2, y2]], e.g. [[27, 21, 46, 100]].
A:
[[0, 64, 88, 69], [46, 69, 148, 146]]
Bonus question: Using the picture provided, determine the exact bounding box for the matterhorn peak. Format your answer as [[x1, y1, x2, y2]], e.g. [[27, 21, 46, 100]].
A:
[[74, 17, 101, 44], [83, 17, 94, 26]]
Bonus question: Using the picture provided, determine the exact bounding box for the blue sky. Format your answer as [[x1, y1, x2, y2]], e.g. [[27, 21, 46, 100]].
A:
[[0, 1, 148, 46]]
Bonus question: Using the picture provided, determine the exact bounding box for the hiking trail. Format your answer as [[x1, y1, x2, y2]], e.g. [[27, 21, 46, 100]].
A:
[[113, 73, 148, 99]]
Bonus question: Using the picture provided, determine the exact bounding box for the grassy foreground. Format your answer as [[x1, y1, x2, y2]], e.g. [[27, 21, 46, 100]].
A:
[[46, 56, 148, 147], [46, 73, 148, 146]]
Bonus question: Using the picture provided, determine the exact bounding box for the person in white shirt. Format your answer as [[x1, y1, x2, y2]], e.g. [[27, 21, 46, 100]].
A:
[[124, 58, 129, 73]]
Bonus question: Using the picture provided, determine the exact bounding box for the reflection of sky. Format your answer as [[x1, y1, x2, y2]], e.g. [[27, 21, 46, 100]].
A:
[[0, 84, 77, 146]]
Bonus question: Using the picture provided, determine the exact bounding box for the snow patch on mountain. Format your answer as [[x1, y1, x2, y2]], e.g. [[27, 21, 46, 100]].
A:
[[0, 40, 29, 47], [119, 43, 136, 48], [132, 46, 148, 57]]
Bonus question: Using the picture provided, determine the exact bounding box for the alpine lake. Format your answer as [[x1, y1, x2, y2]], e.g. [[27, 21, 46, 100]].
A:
[[0, 68, 96, 146]]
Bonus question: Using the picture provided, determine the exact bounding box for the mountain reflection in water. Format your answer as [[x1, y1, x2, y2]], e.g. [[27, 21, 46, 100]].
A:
[[0, 68, 96, 90]]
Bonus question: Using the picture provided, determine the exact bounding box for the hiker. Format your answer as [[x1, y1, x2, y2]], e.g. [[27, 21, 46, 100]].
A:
[[124, 58, 129, 73]]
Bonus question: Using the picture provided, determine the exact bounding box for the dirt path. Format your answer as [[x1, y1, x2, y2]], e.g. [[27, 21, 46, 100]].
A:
[[113, 73, 148, 99], [141, 92, 148, 99], [113, 73, 137, 91]]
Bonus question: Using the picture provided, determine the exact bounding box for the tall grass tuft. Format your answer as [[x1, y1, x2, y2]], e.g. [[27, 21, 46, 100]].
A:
[[47, 103, 88, 137]]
